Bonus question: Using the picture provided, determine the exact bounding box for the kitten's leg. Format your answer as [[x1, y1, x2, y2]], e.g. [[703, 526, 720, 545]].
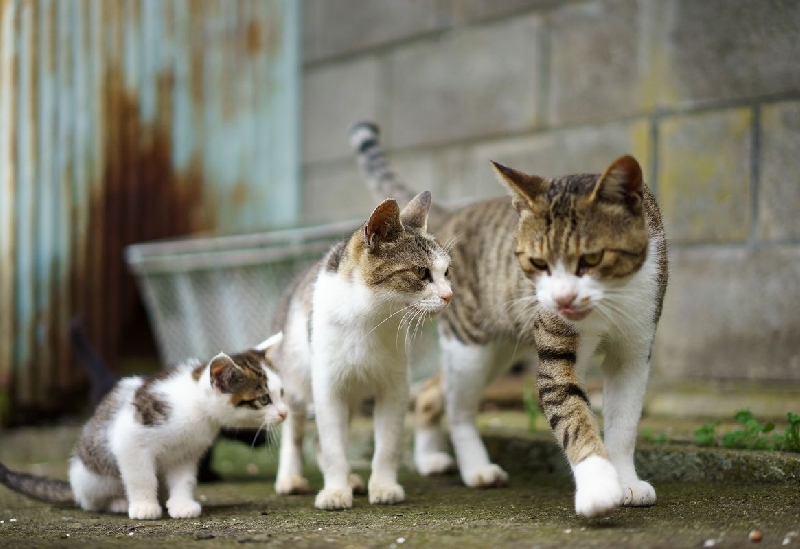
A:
[[441, 338, 512, 488], [275, 400, 312, 495], [368, 376, 408, 505], [601, 344, 656, 507], [69, 458, 125, 512], [116, 448, 162, 520], [535, 323, 623, 518], [165, 460, 202, 519], [413, 373, 455, 476], [313, 380, 353, 510]]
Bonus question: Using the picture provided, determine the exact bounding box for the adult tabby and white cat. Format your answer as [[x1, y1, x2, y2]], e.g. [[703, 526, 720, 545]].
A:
[[350, 122, 668, 518], [271, 193, 452, 510], [0, 334, 287, 520]]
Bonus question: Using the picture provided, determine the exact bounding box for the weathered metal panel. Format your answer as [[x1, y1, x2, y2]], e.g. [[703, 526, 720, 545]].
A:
[[0, 0, 301, 424]]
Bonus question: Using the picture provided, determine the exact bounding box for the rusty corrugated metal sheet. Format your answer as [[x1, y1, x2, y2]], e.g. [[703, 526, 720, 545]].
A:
[[0, 0, 300, 424]]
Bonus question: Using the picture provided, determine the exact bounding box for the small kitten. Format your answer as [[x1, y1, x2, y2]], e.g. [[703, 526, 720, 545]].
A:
[[271, 192, 452, 510], [0, 333, 288, 520], [351, 122, 668, 518]]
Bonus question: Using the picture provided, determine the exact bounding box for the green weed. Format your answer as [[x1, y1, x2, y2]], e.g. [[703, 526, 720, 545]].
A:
[[523, 381, 539, 433], [694, 409, 800, 452]]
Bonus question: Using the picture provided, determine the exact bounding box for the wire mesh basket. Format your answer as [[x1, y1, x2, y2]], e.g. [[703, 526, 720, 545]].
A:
[[125, 221, 441, 383]]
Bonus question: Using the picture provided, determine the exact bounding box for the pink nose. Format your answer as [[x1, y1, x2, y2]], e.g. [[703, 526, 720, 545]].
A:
[[440, 288, 453, 303], [554, 292, 578, 308], [278, 408, 288, 420]]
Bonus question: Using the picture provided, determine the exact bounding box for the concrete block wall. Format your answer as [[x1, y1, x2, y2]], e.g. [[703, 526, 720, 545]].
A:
[[300, 0, 800, 384]]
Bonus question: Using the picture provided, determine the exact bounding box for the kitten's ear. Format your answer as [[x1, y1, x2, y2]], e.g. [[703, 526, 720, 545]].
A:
[[210, 354, 246, 394], [364, 199, 403, 250], [491, 161, 545, 213], [254, 331, 283, 354], [399, 191, 431, 232], [590, 155, 644, 213]]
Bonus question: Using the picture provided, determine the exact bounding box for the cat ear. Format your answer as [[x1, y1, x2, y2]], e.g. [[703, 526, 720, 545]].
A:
[[399, 191, 431, 232], [364, 199, 403, 250], [491, 161, 545, 213], [210, 353, 245, 394], [590, 155, 644, 213], [254, 331, 283, 353]]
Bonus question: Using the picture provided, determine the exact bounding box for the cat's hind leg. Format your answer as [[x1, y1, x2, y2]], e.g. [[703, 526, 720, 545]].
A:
[[275, 400, 312, 495], [413, 373, 455, 476], [69, 458, 125, 513], [164, 460, 202, 519], [601, 345, 656, 507], [441, 338, 514, 488]]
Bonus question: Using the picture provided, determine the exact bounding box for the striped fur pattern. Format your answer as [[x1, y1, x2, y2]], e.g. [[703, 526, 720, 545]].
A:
[[270, 193, 452, 511], [0, 335, 288, 520], [350, 122, 668, 518]]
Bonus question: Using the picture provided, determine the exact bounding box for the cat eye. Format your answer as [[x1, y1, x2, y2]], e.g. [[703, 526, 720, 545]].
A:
[[529, 257, 548, 271], [412, 266, 432, 282], [579, 251, 605, 269]]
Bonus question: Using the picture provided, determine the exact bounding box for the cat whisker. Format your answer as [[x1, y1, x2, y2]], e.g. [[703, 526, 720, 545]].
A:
[[361, 303, 415, 342]]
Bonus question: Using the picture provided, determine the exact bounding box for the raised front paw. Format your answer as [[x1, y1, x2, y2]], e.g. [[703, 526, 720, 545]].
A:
[[368, 482, 405, 505], [349, 473, 366, 495], [275, 475, 312, 495], [573, 456, 624, 518], [463, 464, 509, 488], [622, 479, 656, 507], [415, 451, 456, 476], [315, 488, 353, 510], [166, 498, 202, 519], [128, 501, 163, 520]]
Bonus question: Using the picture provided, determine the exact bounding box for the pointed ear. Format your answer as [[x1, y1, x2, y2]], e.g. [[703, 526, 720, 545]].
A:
[[254, 331, 283, 353], [399, 191, 431, 232], [210, 354, 245, 393], [491, 161, 545, 213], [363, 199, 403, 250], [590, 155, 644, 212]]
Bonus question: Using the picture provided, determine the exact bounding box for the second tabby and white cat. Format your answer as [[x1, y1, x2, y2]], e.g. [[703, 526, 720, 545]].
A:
[[270, 192, 453, 510], [350, 122, 668, 518]]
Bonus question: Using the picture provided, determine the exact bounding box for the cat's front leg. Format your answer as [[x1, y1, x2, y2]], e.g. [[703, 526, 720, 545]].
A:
[[313, 379, 353, 510], [165, 460, 202, 519], [602, 346, 656, 507], [275, 399, 312, 495], [368, 376, 408, 505], [535, 322, 623, 518], [116, 448, 162, 520]]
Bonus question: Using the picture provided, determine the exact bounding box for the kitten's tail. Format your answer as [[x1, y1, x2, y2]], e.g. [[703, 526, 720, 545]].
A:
[[0, 462, 74, 504], [348, 121, 452, 233]]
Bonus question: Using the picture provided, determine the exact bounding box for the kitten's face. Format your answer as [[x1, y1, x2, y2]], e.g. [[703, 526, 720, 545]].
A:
[[494, 156, 649, 323], [351, 192, 453, 316], [209, 337, 288, 428]]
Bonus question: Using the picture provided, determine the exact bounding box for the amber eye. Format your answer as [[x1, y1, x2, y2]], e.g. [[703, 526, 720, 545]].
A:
[[413, 266, 432, 281], [580, 250, 605, 268], [529, 257, 548, 271]]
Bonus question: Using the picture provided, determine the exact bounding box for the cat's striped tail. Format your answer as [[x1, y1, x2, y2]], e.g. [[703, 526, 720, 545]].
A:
[[0, 462, 74, 504], [348, 121, 451, 233]]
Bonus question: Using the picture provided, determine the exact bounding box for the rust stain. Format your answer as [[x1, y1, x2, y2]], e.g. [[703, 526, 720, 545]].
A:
[[245, 19, 262, 54]]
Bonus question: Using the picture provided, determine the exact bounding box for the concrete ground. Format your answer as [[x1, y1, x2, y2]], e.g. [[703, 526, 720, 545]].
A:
[[1, 412, 798, 549]]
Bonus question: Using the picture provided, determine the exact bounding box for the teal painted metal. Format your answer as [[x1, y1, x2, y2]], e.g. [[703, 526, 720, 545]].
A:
[[0, 0, 301, 422]]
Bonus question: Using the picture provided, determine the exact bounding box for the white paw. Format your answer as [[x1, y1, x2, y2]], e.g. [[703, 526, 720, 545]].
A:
[[368, 483, 405, 505], [463, 464, 509, 488], [415, 452, 456, 476], [349, 473, 366, 495], [166, 498, 202, 519], [573, 456, 624, 518], [128, 501, 162, 520], [622, 479, 656, 507], [275, 475, 312, 495], [107, 498, 129, 514], [315, 488, 353, 510]]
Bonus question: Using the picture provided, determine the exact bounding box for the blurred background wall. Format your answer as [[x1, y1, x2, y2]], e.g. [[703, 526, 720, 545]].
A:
[[300, 0, 800, 402], [1, 0, 798, 424]]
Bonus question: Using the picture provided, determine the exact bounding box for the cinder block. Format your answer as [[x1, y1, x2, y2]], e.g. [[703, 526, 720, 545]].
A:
[[657, 108, 753, 244], [468, 119, 652, 191], [759, 101, 800, 242], [548, 0, 647, 125], [303, 58, 380, 164], [652, 246, 800, 382], [651, 0, 800, 106], [302, 160, 378, 225], [303, 0, 448, 62], [388, 14, 543, 148]]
